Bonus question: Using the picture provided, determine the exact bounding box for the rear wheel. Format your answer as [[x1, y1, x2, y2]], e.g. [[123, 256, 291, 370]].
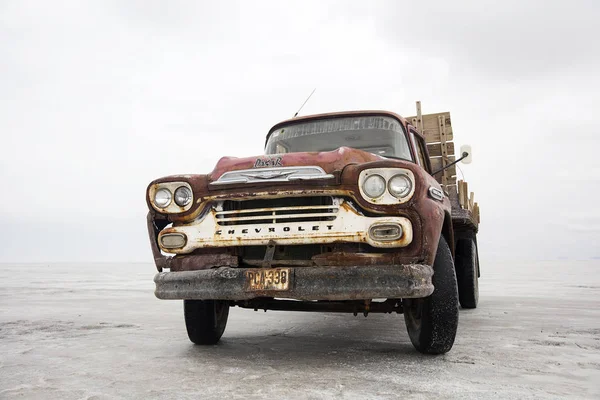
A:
[[403, 236, 459, 354], [183, 300, 230, 345], [455, 235, 479, 309]]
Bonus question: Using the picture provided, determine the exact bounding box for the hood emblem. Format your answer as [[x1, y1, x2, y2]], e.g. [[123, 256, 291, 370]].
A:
[[241, 170, 295, 180], [210, 166, 335, 186], [254, 157, 282, 168]]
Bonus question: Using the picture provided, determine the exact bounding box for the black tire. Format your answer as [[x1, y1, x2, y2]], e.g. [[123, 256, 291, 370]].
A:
[[455, 235, 479, 309], [403, 236, 459, 354], [183, 300, 230, 345]]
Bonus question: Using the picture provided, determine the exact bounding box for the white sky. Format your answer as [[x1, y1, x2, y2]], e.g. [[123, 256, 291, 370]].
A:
[[1, 0, 598, 262]]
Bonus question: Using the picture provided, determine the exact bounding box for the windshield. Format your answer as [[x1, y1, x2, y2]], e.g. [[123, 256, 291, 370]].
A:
[[265, 115, 412, 160]]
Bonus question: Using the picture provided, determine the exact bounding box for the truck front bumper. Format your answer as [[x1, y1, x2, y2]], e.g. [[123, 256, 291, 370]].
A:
[[154, 264, 433, 301]]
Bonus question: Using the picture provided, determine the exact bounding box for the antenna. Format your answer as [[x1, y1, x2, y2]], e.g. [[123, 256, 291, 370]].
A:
[[293, 88, 316, 118]]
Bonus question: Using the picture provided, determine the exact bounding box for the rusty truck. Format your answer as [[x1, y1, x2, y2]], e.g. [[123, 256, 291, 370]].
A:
[[145, 101, 481, 354]]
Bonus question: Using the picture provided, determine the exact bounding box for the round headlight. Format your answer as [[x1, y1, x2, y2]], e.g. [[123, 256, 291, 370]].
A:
[[388, 174, 412, 198], [174, 186, 193, 207], [362, 174, 386, 198], [154, 188, 172, 208]]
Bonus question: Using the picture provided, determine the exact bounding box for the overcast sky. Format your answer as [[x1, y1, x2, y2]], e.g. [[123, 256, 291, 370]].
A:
[[1, 0, 598, 262]]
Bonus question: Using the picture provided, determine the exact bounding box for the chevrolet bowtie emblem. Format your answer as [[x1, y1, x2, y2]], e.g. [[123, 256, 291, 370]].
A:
[[241, 170, 295, 180]]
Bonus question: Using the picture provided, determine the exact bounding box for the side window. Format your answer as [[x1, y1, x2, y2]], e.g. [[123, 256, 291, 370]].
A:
[[409, 130, 428, 170]]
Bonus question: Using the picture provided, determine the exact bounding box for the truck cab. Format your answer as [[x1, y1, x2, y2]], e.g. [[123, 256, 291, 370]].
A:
[[146, 102, 480, 354]]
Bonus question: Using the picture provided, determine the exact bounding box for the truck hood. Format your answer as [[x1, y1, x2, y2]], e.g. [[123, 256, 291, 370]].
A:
[[209, 147, 385, 181]]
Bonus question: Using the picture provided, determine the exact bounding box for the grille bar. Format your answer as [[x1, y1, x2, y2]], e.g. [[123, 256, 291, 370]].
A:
[[216, 205, 336, 216], [216, 211, 338, 223], [214, 196, 340, 226]]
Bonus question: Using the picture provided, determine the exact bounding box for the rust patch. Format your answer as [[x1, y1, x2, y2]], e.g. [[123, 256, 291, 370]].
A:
[[312, 252, 421, 267], [169, 253, 238, 272]]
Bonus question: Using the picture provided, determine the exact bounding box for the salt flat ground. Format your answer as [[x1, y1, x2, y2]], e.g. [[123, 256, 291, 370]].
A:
[[0, 261, 599, 400]]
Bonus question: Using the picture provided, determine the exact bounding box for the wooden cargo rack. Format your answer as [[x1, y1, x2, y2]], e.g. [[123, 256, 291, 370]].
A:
[[407, 101, 480, 231]]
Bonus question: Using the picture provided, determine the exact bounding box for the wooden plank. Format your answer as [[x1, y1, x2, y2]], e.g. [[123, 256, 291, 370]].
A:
[[469, 192, 475, 212], [439, 115, 449, 187], [406, 111, 454, 143], [427, 142, 455, 157], [430, 156, 456, 176], [423, 112, 452, 132], [419, 128, 453, 144], [458, 180, 469, 210]]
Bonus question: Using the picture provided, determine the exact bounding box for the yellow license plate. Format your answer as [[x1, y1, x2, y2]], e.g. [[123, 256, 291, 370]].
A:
[[245, 268, 291, 291]]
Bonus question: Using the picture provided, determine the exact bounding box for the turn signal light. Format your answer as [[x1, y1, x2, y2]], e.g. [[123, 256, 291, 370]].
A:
[[369, 223, 403, 241], [160, 233, 187, 249]]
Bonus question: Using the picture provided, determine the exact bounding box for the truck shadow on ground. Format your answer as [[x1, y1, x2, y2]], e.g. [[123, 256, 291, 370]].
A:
[[180, 312, 441, 366]]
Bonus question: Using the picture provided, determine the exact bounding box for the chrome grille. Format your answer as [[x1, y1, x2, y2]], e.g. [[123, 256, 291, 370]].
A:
[[214, 196, 339, 226]]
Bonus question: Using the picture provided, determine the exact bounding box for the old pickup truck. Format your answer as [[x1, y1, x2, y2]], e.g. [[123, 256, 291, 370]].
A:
[[146, 101, 481, 354]]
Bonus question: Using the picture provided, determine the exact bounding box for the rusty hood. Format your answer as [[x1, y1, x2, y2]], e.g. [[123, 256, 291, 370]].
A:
[[209, 147, 385, 181]]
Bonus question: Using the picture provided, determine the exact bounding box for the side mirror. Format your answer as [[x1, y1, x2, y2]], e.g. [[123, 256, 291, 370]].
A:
[[432, 144, 473, 176], [460, 145, 472, 164]]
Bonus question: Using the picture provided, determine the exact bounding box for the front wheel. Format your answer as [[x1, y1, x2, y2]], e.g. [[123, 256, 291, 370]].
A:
[[403, 236, 459, 354], [183, 300, 230, 345]]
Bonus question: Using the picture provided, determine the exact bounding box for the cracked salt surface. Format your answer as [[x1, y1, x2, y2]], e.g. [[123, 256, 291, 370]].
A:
[[0, 261, 599, 399]]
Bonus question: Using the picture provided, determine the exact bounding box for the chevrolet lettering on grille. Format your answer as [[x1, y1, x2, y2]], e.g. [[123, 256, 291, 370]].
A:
[[215, 225, 334, 235]]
